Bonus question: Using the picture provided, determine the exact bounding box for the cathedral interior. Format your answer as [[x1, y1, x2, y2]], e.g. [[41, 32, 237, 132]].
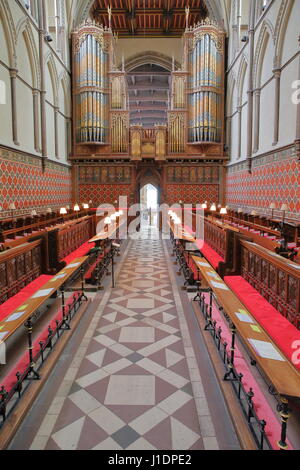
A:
[[0, 0, 299, 452]]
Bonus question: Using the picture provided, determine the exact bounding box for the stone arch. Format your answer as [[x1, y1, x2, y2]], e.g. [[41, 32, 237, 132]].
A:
[[227, 70, 237, 116], [125, 51, 177, 73], [16, 17, 40, 88], [237, 55, 248, 106], [253, 20, 274, 89], [0, 0, 16, 68], [274, 0, 295, 67], [58, 70, 71, 115], [45, 53, 59, 106]]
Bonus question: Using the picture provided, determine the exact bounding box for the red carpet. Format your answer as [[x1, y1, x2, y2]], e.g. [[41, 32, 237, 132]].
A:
[[0, 275, 53, 322], [225, 276, 300, 371]]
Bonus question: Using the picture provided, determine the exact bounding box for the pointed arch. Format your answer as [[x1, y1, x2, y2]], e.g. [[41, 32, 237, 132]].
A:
[[274, 0, 295, 66], [45, 53, 59, 107], [58, 70, 71, 116], [227, 70, 237, 116], [237, 55, 248, 106], [0, 0, 16, 68], [253, 20, 274, 89], [16, 17, 40, 89]]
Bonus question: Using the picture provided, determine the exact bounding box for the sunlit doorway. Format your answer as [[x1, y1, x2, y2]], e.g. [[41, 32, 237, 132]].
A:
[[140, 184, 159, 228]]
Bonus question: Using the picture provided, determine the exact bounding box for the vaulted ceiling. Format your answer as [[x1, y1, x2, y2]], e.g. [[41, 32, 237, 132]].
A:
[[90, 0, 209, 37]]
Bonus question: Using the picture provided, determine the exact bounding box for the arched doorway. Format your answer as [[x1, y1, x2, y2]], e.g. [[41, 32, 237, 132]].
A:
[[135, 166, 163, 231], [140, 183, 159, 228]]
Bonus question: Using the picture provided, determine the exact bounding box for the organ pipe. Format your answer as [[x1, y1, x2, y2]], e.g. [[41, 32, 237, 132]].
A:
[[73, 24, 109, 144]]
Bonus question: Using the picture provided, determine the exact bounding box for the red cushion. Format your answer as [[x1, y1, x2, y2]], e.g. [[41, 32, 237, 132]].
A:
[[183, 225, 224, 270], [1, 292, 81, 393], [225, 276, 300, 370], [0, 275, 53, 322], [63, 242, 94, 265]]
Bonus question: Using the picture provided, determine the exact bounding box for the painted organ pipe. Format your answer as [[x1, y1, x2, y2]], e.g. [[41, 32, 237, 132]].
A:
[[187, 25, 223, 143], [73, 25, 108, 144]]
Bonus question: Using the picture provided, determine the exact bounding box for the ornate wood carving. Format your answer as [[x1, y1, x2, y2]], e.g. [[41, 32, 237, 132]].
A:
[[240, 240, 300, 328], [0, 240, 42, 304]]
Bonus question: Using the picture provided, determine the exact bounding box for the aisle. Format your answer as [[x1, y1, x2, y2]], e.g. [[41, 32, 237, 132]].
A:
[[9, 228, 238, 450]]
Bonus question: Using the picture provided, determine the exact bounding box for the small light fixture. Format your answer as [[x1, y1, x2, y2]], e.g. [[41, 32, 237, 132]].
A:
[[119, 210, 124, 216], [31, 210, 37, 217], [9, 202, 16, 218], [47, 207, 52, 214], [201, 202, 207, 209], [83, 203, 89, 210], [210, 204, 216, 212], [74, 204, 80, 218], [110, 213, 117, 221], [281, 204, 289, 223], [60, 207, 67, 216], [220, 207, 227, 215], [104, 216, 111, 224], [269, 203, 276, 218], [251, 210, 257, 216]]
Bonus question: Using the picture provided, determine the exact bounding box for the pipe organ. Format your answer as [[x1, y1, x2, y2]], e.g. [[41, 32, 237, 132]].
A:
[[72, 20, 128, 153], [186, 21, 224, 144], [71, 18, 225, 162]]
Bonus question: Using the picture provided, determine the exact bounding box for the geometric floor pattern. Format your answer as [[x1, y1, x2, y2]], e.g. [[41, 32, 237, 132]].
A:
[[27, 227, 219, 450]]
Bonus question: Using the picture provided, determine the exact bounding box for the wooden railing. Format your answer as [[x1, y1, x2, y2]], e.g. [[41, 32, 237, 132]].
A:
[[239, 240, 300, 328], [0, 240, 43, 304]]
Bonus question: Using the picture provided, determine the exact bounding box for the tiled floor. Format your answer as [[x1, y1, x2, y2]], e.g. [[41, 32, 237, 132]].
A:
[[9, 227, 239, 450]]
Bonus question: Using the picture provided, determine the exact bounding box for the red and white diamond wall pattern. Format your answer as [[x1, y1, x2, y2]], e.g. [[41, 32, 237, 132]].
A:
[[0, 150, 72, 210], [226, 155, 300, 216]]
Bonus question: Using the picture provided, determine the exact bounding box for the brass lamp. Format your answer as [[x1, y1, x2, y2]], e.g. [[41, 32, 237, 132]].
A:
[[269, 203, 276, 218], [281, 204, 289, 223]]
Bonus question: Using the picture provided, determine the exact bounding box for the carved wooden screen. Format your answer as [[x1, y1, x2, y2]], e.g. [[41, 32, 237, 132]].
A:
[[0, 240, 42, 304], [240, 241, 300, 328]]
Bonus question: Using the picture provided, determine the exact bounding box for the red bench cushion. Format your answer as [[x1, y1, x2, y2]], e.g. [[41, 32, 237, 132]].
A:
[[225, 276, 300, 370], [1, 292, 81, 393], [0, 275, 53, 322], [183, 226, 224, 270], [63, 241, 94, 264]]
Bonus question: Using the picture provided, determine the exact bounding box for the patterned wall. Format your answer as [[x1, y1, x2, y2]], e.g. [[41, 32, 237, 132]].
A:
[[164, 184, 219, 205], [0, 147, 72, 213], [79, 184, 134, 207], [225, 147, 300, 219]]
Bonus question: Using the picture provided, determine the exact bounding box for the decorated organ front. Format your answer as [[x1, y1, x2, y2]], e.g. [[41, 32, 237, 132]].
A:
[[72, 18, 225, 161]]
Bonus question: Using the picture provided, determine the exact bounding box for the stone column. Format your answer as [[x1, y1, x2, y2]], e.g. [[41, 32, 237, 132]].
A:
[[54, 106, 59, 158], [237, 105, 242, 159], [32, 88, 40, 152], [272, 65, 281, 146], [9, 68, 19, 146], [294, 36, 300, 161], [38, 0, 47, 162], [246, 0, 257, 173], [253, 88, 261, 153]]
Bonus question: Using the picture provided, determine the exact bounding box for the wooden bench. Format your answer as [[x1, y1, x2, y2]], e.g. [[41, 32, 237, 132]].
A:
[[191, 254, 300, 450]]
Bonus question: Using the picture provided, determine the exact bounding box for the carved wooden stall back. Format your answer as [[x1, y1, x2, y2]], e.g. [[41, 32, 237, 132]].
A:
[[239, 240, 300, 328], [0, 240, 43, 304], [47, 217, 93, 272]]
